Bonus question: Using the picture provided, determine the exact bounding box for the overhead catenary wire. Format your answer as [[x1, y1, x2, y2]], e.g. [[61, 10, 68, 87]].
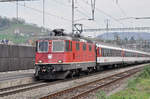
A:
[[76, 3, 91, 17], [11, 1, 71, 22], [75, 2, 101, 26], [16, 0, 19, 21], [112, 0, 127, 16], [112, 0, 136, 26], [81, 0, 125, 27], [10, 0, 97, 32], [51, 0, 100, 27], [117, 4, 127, 16], [52, 0, 91, 19]]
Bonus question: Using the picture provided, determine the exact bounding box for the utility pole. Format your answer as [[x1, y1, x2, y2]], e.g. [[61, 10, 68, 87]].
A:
[[91, 0, 96, 20], [16, 0, 18, 21], [106, 19, 109, 40], [42, 0, 45, 32], [72, 0, 75, 35]]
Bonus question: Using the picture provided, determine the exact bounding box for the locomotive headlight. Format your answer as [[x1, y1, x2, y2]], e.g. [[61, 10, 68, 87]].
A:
[[48, 54, 52, 59], [58, 60, 63, 63], [38, 60, 42, 63]]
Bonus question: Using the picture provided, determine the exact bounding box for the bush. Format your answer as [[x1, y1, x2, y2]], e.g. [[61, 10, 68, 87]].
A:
[[96, 91, 107, 99], [139, 65, 150, 78]]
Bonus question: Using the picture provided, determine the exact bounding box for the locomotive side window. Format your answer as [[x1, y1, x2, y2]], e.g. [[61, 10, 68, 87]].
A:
[[52, 41, 65, 52], [89, 45, 92, 51], [76, 43, 80, 51], [83, 43, 86, 51], [66, 40, 69, 51], [36, 41, 38, 52], [65, 40, 72, 51], [70, 41, 72, 51]]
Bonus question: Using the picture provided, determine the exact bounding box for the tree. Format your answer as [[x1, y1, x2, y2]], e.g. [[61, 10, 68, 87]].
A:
[[129, 36, 136, 44], [0, 17, 10, 30], [114, 33, 121, 45]]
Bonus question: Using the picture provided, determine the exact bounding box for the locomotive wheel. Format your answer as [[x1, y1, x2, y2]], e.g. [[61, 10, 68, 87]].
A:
[[96, 66, 103, 71], [75, 69, 81, 77], [85, 71, 89, 75], [34, 75, 40, 81], [68, 70, 76, 78]]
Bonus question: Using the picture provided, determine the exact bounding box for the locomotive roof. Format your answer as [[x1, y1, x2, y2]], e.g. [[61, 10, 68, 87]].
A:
[[38, 36, 94, 43]]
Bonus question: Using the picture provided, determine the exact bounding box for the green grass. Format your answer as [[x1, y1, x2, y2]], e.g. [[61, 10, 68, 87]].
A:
[[0, 23, 50, 44], [0, 33, 27, 44], [96, 65, 150, 99], [0, 23, 42, 35]]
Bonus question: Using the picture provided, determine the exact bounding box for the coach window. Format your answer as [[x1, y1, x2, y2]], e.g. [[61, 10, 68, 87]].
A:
[[103, 48, 105, 57], [106, 49, 109, 56], [89, 45, 92, 51], [124, 51, 126, 57], [83, 43, 86, 51], [108, 49, 111, 57], [76, 43, 80, 51], [104, 48, 108, 57], [101, 48, 103, 56], [109, 49, 112, 56], [112, 50, 115, 57], [117, 50, 119, 57], [115, 50, 118, 57], [119, 51, 121, 56], [105, 49, 108, 56], [103, 48, 106, 57]]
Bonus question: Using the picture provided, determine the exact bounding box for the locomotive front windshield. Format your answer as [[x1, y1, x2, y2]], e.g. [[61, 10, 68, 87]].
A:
[[38, 41, 49, 52], [52, 41, 65, 52]]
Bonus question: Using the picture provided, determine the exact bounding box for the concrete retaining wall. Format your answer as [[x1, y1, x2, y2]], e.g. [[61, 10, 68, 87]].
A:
[[0, 44, 35, 72]]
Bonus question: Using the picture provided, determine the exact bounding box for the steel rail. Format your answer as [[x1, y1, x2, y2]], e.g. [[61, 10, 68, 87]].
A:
[[40, 67, 142, 99], [0, 64, 128, 97], [0, 81, 42, 92], [70, 68, 141, 99], [0, 68, 115, 97], [0, 80, 66, 97], [0, 64, 145, 98]]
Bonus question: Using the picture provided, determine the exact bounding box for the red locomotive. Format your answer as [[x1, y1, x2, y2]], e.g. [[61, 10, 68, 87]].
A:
[[34, 29, 150, 80], [35, 29, 96, 79]]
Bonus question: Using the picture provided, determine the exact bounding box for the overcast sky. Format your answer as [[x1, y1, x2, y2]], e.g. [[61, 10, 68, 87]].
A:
[[0, 0, 150, 36]]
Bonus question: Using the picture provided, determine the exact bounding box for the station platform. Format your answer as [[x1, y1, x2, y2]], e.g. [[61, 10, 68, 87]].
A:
[[0, 69, 35, 89]]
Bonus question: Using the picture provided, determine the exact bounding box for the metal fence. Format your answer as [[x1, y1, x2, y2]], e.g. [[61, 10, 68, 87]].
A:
[[0, 44, 35, 72]]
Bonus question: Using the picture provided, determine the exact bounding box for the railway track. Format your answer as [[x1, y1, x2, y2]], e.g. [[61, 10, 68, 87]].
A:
[[0, 65, 124, 97], [0, 64, 145, 98], [40, 67, 143, 99], [0, 70, 112, 97], [0, 81, 48, 97]]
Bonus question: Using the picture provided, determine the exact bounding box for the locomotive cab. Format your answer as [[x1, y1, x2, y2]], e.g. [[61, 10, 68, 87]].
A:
[[36, 40, 72, 64], [35, 39, 73, 80], [34, 33, 96, 80]]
